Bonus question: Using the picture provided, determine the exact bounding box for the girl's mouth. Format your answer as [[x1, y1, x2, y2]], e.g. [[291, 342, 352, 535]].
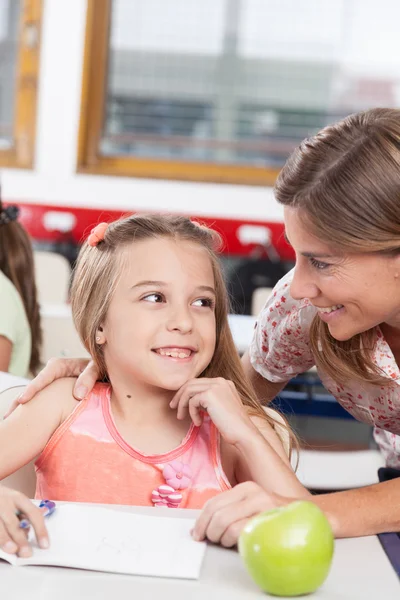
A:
[[152, 347, 195, 360]]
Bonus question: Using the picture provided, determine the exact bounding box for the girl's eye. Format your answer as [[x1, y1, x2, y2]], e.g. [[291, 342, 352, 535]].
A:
[[309, 257, 331, 270], [192, 297, 215, 308], [142, 293, 164, 303]]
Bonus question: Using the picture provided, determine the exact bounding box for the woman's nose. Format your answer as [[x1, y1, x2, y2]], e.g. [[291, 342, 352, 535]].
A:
[[290, 265, 319, 301]]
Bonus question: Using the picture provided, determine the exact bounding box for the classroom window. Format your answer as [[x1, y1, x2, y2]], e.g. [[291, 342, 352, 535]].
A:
[[0, 0, 41, 168], [78, 0, 400, 185]]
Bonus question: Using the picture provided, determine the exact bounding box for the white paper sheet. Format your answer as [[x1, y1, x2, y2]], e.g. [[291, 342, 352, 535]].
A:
[[0, 504, 206, 579]]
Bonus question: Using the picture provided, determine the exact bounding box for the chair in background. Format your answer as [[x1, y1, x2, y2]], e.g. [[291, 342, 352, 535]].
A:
[[0, 372, 30, 393], [275, 385, 384, 490], [296, 447, 385, 491], [251, 287, 273, 316], [0, 386, 36, 497], [41, 312, 90, 363], [34, 251, 71, 305], [265, 404, 384, 490]]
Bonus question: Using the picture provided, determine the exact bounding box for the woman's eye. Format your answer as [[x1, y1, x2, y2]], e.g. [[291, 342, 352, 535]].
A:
[[142, 293, 164, 303], [309, 257, 331, 270], [192, 297, 214, 308]]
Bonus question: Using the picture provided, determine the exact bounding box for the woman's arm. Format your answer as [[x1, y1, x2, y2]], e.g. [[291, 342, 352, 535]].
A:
[[192, 478, 400, 546], [314, 479, 400, 538], [0, 378, 77, 478], [0, 335, 12, 372], [241, 351, 288, 404]]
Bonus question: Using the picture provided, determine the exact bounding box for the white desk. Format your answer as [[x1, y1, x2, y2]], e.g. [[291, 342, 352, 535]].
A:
[[0, 505, 399, 599]]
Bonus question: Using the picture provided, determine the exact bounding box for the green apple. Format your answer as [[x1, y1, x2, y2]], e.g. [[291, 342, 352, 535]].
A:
[[238, 501, 334, 597]]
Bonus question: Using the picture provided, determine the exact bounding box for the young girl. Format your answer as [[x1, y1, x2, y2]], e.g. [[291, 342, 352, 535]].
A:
[[0, 198, 42, 376], [0, 214, 307, 556]]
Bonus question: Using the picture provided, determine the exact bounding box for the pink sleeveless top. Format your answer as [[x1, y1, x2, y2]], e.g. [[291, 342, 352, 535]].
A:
[[35, 383, 231, 508]]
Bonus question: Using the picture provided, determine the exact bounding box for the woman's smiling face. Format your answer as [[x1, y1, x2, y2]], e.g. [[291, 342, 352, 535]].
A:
[[284, 207, 400, 341]]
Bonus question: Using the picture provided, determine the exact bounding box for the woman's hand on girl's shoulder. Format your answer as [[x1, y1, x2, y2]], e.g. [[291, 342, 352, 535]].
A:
[[169, 377, 258, 446], [4, 358, 98, 418], [0, 486, 49, 557]]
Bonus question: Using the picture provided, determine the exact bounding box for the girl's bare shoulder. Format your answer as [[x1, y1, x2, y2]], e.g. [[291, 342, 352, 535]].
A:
[[25, 377, 79, 421]]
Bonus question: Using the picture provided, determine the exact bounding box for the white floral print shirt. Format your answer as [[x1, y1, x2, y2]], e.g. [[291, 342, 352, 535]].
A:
[[249, 269, 400, 467]]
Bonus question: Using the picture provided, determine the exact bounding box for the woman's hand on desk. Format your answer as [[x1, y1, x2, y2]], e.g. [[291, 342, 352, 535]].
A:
[[4, 357, 99, 418], [0, 486, 49, 557], [192, 482, 292, 547]]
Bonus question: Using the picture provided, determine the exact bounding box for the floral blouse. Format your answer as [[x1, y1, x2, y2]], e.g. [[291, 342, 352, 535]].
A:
[[249, 269, 400, 467]]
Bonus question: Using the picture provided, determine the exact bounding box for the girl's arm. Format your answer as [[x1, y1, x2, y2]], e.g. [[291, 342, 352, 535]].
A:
[[229, 413, 309, 498], [0, 377, 77, 479], [170, 377, 307, 497], [0, 485, 49, 556]]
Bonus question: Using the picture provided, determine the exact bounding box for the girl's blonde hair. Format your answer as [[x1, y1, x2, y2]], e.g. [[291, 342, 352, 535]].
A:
[[71, 213, 296, 457], [275, 107, 400, 386]]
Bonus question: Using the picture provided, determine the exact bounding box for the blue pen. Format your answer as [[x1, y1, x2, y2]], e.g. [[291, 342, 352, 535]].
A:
[[18, 499, 56, 530]]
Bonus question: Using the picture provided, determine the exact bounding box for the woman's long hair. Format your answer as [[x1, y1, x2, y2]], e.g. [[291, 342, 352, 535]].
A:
[[275, 108, 400, 386]]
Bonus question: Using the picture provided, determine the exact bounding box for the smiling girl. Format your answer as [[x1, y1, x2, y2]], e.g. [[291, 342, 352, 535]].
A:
[[0, 213, 306, 556]]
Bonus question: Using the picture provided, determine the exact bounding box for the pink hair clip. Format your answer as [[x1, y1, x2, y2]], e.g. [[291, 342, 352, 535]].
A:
[[87, 222, 108, 247]]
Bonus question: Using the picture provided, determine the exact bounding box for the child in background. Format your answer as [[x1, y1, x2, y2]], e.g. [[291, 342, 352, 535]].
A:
[[0, 199, 42, 376], [0, 214, 307, 555]]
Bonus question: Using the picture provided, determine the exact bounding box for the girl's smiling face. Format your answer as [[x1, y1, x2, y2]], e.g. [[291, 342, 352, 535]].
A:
[[99, 237, 217, 392], [285, 207, 400, 341]]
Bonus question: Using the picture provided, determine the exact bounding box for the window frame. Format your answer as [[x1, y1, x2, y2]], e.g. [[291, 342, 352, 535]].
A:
[[77, 0, 280, 186], [0, 0, 42, 169]]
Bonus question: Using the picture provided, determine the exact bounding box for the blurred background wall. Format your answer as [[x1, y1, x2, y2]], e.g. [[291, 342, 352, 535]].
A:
[[1, 0, 400, 222]]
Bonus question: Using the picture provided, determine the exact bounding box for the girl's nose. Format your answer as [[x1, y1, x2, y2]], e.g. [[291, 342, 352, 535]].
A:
[[166, 306, 193, 333]]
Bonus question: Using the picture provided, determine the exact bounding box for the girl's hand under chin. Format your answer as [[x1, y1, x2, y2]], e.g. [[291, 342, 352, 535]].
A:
[[169, 377, 258, 446]]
